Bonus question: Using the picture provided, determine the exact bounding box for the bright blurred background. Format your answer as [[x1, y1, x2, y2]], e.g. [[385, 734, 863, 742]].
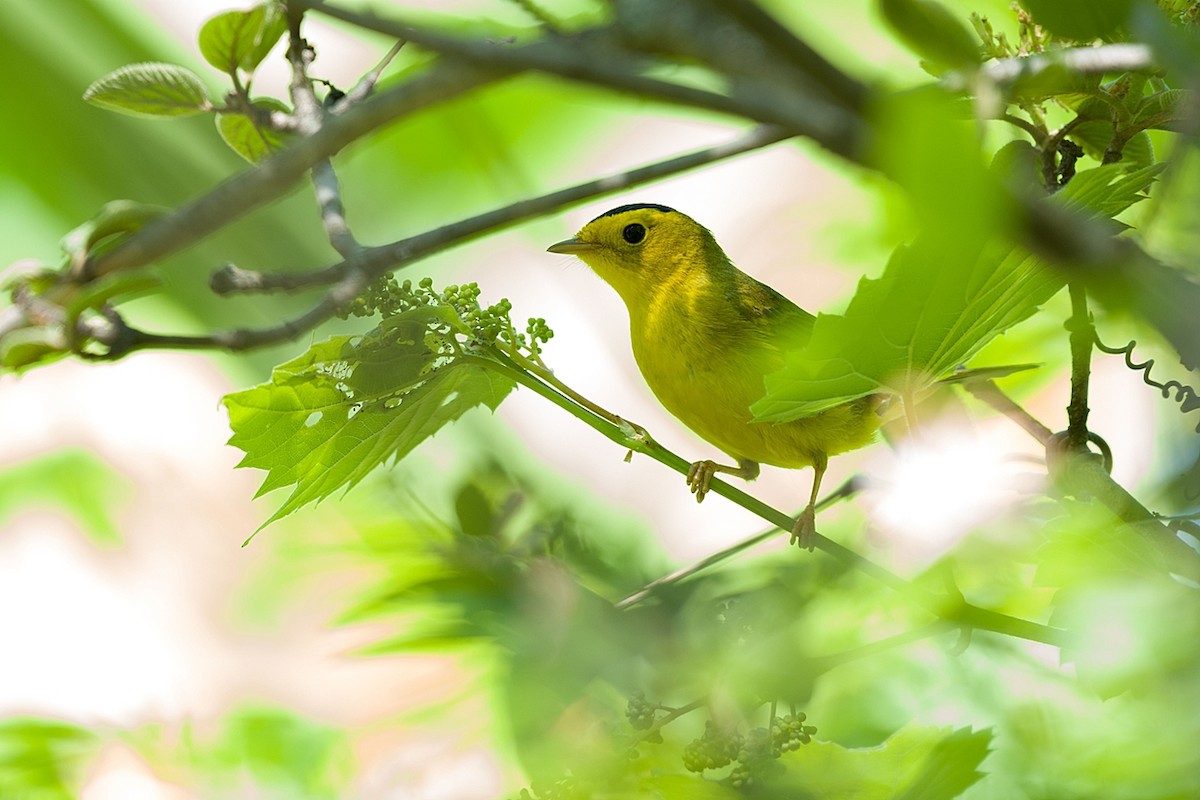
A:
[[2, 0, 1198, 798]]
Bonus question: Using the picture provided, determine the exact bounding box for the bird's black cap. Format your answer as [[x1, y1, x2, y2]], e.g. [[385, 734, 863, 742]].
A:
[[589, 203, 675, 223]]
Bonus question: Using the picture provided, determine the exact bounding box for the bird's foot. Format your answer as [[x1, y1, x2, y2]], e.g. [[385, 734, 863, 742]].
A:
[[790, 505, 817, 551], [686, 460, 718, 503]]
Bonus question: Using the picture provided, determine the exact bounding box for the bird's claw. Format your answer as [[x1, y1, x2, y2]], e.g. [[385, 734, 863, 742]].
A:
[[686, 460, 717, 503], [790, 505, 817, 551]]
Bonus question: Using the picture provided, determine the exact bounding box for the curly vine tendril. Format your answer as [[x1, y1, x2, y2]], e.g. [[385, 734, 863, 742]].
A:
[[1094, 336, 1200, 422], [1094, 335, 1200, 502]]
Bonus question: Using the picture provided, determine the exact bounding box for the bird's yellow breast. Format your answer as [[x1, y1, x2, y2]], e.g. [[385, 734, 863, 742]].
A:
[[630, 287, 871, 470]]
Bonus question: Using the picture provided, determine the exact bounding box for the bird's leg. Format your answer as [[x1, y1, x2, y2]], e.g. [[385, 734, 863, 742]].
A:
[[790, 453, 828, 551], [686, 458, 759, 503]]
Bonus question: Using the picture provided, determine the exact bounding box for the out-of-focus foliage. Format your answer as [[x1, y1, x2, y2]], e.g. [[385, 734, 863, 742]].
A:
[[0, 449, 127, 547], [0, 719, 96, 799], [3, 0, 1200, 798]]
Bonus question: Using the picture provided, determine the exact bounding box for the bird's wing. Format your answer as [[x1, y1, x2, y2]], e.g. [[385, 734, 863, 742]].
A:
[[735, 274, 816, 352]]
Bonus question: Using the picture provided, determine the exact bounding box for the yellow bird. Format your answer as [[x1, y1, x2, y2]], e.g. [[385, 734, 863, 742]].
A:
[[548, 203, 880, 548]]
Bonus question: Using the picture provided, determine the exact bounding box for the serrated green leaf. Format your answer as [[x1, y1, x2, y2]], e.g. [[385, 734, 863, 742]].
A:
[[754, 164, 1163, 421], [83, 62, 211, 118], [224, 308, 516, 531], [1133, 88, 1191, 131], [199, 4, 286, 75], [215, 98, 292, 163]]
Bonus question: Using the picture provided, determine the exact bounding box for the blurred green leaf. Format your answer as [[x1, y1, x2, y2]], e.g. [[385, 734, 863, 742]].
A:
[[199, 3, 287, 75], [212, 708, 349, 796], [1036, 501, 1200, 698], [1133, 88, 1191, 130], [642, 773, 740, 799], [768, 724, 992, 798], [454, 481, 495, 537], [1130, 2, 1200, 79], [1017, 0, 1135, 41], [224, 307, 516, 531], [0, 718, 98, 799], [64, 271, 161, 319], [1070, 121, 1155, 168], [60, 200, 168, 269], [82, 62, 211, 117], [0, 327, 68, 372], [216, 98, 293, 163], [0, 449, 127, 546], [878, 0, 981, 71]]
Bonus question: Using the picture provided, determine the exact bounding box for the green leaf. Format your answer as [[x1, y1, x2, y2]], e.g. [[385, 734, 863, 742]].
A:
[[216, 98, 293, 163], [0, 449, 129, 547], [767, 724, 992, 799], [82, 62, 211, 117], [1133, 88, 1191, 131], [0, 718, 98, 799], [454, 482, 495, 537], [878, 0, 981, 71], [208, 708, 350, 795], [0, 327, 68, 372], [1069, 121, 1154, 169], [224, 307, 516, 531], [199, 3, 287, 75], [753, 164, 1163, 421], [1017, 0, 1135, 41], [64, 271, 161, 319], [60, 200, 168, 269], [642, 773, 740, 799]]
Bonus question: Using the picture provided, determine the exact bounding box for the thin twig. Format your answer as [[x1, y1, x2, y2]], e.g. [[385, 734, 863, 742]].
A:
[[337, 39, 407, 108], [632, 699, 706, 745], [720, 0, 867, 109], [962, 380, 1052, 444], [502, 0, 564, 35], [964, 379, 1200, 576], [211, 124, 792, 295], [283, 8, 362, 258], [72, 60, 509, 285], [808, 621, 954, 673], [998, 112, 1046, 145], [479, 354, 1069, 647], [616, 477, 862, 609]]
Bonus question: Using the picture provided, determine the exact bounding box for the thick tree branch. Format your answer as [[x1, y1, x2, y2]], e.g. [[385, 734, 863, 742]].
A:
[[295, 0, 866, 160], [1065, 283, 1093, 450], [945, 43, 1156, 94]]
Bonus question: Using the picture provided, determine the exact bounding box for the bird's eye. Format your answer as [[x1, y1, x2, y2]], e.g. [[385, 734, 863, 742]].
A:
[[622, 223, 646, 244]]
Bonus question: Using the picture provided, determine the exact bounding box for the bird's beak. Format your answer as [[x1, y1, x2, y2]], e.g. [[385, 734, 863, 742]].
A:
[[547, 237, 600, 255]]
